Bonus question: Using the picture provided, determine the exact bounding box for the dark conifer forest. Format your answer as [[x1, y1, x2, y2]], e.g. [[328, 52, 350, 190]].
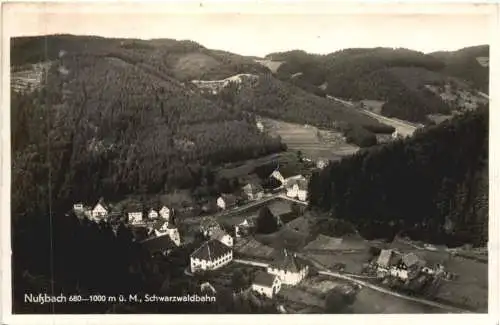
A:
[[308, 109, 488, 247]]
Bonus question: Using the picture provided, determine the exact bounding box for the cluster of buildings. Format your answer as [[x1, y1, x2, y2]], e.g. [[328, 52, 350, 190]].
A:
[[73, 199, 182, 254], [375, 249, 443, 282], [270, 170, 308, 202], [190, 216, 309, 300]]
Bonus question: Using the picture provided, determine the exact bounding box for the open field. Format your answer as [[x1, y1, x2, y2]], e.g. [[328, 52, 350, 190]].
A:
[[308, 251, 371, 274], [216, 151, 298, 179], [386, 237, 488, 312], [260, 118, 359, 161], [254, 59, 284, 73], [350, 287, 441, 313]]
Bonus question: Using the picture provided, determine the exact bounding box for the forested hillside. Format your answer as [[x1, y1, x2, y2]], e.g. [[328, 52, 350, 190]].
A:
[[11, 52, 284, 220], [11, 35, 270, 80], [199, 73, 394, 141], [430, 45, 489, 93], [308, 109, 488, 247], [266, 46, 489, 123]]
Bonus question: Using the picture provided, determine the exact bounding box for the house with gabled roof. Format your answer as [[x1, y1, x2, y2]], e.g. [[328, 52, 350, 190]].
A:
[[141, 234, 177, 257], [159, 206, 171, 220], [209, 228, 233, 247], [242, 182, 264, 201], [190, 239, 233, 273], [216, 194, 238, 210], [91, 199, 109, 220], [285, 175, 308, 201], [251, 270, 281, 298], [150, 219, 181, 246], [128, 211, 144, 225], [267, 249, 309, 285]]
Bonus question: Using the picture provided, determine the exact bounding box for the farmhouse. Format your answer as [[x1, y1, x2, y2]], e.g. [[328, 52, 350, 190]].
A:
[[190, 239, 233, 273], [242, 183, 264, 201], [210, 228, 233, 247], [141, 234, 177, 257], [251, 271, 281, 298], [216, 194, 238, 210], [267, 250, 309, 285], [376, 249, 401, 275], [91, 200, 109, 220], [285, 175, 308, 201], [128, 211, 144, 225]]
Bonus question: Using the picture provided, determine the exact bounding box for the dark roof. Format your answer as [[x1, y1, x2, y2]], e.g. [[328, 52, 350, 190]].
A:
[[220, 194, 238, 205], [141, 234, 177, 254], [253, 271, 276, 287], [243, 183, 264, 194], [210, 228, 230, 241], [269, 251, 307, 273], [152, 220, 167, 230], [200, 217, 221, 231], [191, 239, 232, 261]]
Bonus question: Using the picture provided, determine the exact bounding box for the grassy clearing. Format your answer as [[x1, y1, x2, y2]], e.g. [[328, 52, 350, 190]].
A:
[[350, 288, 441, 313], [254, 59, 284, 73], [216, 151, 297, 179], [261, 118, 359, 161]]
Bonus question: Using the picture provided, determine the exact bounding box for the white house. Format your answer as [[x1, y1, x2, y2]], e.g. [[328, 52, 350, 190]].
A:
[[234, 218, 253, 238], [251, 271, 281, 298], [128, 212, 143, 225], [73, 203, 84, 212], [159, 206, 171, 220], [285, 176, 308, 201], [267, 250, 309, 285], [148, 209, 159, 219], [256, 121, 264, 133], [152, 220, 181, 246], [316, 159, 328, 169], [91, 201, 109, 220], [216, 194, 237, 210], [270, 170, 285, 184], [210, 229, 233, 247], [190, 239, 233, 273]]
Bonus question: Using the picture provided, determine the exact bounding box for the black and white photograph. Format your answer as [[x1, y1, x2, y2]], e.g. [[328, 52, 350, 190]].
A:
[[1, 1, 497, 320]]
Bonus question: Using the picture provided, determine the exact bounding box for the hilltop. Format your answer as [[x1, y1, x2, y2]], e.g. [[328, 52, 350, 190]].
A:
[[263, 46, 489, 123], [11, 34, 270, 80]]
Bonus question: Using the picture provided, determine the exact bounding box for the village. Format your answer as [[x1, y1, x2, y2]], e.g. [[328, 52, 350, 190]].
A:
[[68, 162, 473, 313]]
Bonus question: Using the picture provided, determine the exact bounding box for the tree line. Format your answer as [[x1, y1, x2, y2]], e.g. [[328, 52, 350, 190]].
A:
[[308, 110, 488, 247]]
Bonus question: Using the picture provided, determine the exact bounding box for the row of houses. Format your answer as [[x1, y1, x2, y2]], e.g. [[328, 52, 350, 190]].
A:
[[73, 199, 173, 225]]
